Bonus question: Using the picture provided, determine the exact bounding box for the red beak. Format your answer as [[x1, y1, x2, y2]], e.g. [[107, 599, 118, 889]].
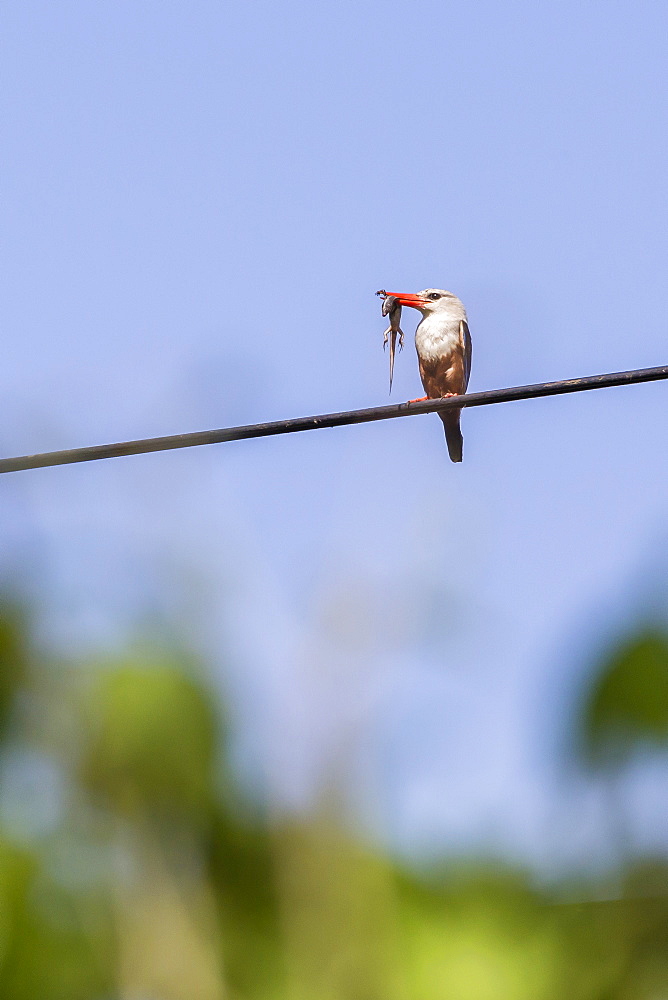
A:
[[384, 292, 426, 310]]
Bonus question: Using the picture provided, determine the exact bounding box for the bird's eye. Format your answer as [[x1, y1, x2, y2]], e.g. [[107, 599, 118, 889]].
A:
[[428, 292, 441, 301]]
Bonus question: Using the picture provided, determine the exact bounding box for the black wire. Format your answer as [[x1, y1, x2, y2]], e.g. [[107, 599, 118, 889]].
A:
[[1, 364, 666, 474]]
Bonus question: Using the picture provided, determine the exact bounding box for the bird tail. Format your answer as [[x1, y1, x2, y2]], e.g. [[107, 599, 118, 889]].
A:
[[440, 411, 463, 463]]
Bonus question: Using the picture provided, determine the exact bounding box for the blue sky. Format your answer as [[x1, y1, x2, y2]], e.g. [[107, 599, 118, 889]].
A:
[[2, 0, 668, 869]]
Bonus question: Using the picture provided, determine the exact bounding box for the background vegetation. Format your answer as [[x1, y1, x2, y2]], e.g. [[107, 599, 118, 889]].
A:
[[0, 597, 666, 999]]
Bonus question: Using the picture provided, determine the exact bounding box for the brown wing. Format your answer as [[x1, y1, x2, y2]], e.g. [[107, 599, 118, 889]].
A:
[[460, 319, 472, 391]]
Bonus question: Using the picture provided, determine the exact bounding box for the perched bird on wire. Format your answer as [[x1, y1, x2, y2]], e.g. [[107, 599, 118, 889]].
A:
[[377, 288, 472, 463]]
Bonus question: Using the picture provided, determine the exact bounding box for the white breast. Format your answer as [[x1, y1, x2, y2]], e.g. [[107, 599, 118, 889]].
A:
[[415, 313, 462, 362]]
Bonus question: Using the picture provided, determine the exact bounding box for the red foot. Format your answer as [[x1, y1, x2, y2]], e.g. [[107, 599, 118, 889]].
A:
[[407, 393, 459, 404]]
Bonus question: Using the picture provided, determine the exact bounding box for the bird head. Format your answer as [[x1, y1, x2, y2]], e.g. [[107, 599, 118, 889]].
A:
[[383, 289, 460, 316]]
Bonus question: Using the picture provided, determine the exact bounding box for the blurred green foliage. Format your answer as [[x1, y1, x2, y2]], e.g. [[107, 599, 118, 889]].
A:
[[0, 601, 30, 737], [0, 598, 665, 999], [580, 630, 668, 765], [79, 660, 218, 827]]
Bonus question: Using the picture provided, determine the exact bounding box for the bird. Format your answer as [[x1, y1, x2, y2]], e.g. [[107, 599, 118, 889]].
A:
[[383, 288, 471, 462]]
